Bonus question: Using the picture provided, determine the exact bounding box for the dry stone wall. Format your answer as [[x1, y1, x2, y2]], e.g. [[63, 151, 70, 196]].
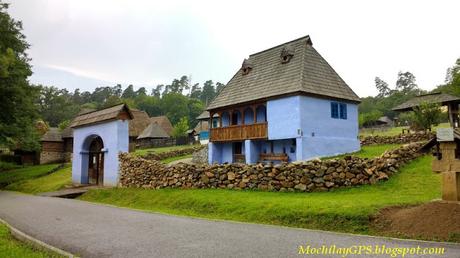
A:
[[119, 143, 424, 192], [360, 133, 434, 146]]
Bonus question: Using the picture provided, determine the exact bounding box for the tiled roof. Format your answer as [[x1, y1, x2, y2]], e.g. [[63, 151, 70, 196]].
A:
[[207, 35, 360, 110], [70, 104, 133, 128], [392, 92, 460, 111]]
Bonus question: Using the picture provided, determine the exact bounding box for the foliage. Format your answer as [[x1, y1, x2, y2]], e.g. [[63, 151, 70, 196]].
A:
[[434, 58, 460, 96], [172, 117, 189, 137], [0, 161, 20, 172], [358, 110, 383, 127], [412, 102, 443, 130], [35, 85, 79, 127], [0, 2, 40, 151], [58, 120, 70, 131], [359, 72, 425, 119], [79, 155, 440, 238]]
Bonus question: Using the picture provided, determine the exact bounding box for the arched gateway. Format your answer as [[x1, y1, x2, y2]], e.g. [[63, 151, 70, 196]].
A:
[[70, 104, 133, 186]]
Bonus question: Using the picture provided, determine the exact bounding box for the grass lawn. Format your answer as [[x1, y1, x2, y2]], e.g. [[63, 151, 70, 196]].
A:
[[324, 144, 401, 160], [79, 155, 440, 236], [0, 164, 61, 188], [162, 154, 193, 164], [5, 165, 71, 194], [134, 145, 195, 156], [0, 223, 63, 258], [359, 122, 450, 137]]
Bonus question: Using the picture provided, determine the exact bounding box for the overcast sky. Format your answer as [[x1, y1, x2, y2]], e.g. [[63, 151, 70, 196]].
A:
[[8, 0, 460, 97]]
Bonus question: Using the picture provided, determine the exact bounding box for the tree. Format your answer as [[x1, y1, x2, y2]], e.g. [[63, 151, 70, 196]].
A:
[[201, 80, 215, 105], [396, 71, 419, 94], [0, 2, 40, 151], [412, 102, 443, 130], [35, 85, 79, 126], [151, 84, 163, 97], [215, 82, 225, 94], [375, 77, 391, 97], [358, 110, 383, 128], [121, 84, 136, 99], [187, 98, 204, 128], [172, 117, 189, 138], [190, 83, 202, 99], [160, 93, 189, 125]]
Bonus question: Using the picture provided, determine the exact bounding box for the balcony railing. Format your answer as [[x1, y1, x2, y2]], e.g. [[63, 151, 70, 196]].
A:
[[210, 122, 268, 142]]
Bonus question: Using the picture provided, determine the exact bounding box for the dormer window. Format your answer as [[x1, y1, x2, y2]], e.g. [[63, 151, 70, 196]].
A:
[[280, 44, 294, 64], [241, 59, 253, 75]]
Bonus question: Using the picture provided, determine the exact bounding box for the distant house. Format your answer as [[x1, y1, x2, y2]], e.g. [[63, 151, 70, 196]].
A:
[[195, 111, 219, 144], [136, 122, 171, 148], [128, 109, 151, 151], [206, 35, 360, 164], [362, 116, 393, 128], [149, 116, 174, 136], [39, 128, 67, 164]]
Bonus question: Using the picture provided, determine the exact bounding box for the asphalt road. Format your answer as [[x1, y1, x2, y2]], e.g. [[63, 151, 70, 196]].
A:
[[0, 191, 459, 258]]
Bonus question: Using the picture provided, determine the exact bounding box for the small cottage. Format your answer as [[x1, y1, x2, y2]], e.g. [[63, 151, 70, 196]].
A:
[[207, 35, 361, 164]]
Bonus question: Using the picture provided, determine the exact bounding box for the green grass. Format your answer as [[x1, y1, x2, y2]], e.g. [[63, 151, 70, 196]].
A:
[[324, 144, 401, 160], [359, 122, 450, 137], [5, 165, 71, 194], [79, 155, 440, 235], [0, 161, 21, 172], [0, 223, 63, 258], [134, 145, 195, 156], [0, 164, 61, 188], [162, 154, 193, 164]]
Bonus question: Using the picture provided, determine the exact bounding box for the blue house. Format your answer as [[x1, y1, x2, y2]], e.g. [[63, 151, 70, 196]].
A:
[[207, 35, 360, 164]]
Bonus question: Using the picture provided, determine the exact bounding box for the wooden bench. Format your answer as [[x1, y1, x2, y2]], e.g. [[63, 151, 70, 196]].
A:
[[259, 153, 289, 162]]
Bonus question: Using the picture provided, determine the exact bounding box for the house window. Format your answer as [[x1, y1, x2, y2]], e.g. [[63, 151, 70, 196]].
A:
[[331, 102, 339, 118], [339, 103, 347, 119], [331, 102, 347, 120]]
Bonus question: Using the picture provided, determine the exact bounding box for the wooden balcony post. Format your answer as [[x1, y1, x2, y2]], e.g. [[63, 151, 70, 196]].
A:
[[253, 105, 256, 123], [241, 108, 245, 125], [218, 112, 222, 128]]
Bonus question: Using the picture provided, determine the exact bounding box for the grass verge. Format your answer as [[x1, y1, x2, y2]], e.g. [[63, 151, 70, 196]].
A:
[[0, 223, 63, 258], [324, 144, 401, 160], [0, 164, 61, 188], [162, 154, 193, 164], [4, 165, 71, 194], [134, 145, 195, 156], [79, 155, 440, 236]]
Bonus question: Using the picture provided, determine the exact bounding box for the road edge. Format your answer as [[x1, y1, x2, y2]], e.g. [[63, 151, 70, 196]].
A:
[[0, 218, 76, 257]]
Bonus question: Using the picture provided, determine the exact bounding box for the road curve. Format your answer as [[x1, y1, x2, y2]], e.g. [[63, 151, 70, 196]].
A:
[[0, 191, 458, 258]]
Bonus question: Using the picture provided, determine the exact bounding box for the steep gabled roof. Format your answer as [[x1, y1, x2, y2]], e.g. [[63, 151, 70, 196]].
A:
[[207, 35, 360, 110], [129, 109, 151, 137], [150, 116, 173, 136], [41, 128, 63, 142], [70, 104, 133, 128], [137, 122, 170, 139], [392, 92, 460, 112]]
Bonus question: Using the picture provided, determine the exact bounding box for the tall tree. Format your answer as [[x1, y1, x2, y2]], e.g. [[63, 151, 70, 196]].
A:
[[396, 71, 419, 93], [201, 80, 215, 105], [0, 2, 40, 150], [375, 77, 391, 97], [36, 85, 79, 126], [121, 84, 136, 99]]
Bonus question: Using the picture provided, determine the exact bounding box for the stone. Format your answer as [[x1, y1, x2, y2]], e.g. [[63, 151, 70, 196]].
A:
[[294, 183, 307, 191], [227, 172, 236, 180]]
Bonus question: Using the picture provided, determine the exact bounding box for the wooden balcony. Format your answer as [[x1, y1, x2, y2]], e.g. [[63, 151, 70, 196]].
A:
[[210, 123, 268, 142]]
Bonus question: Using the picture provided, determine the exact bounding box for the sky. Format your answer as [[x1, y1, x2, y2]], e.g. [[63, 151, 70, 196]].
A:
[[8, 0, 460, 97]]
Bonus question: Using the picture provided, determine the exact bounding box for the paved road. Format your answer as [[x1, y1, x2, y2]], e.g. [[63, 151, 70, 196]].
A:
[[0, 191, 459, 258]]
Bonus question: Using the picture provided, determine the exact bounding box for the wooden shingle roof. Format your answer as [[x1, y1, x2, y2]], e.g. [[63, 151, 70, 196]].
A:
[[207, 35, 360, 110], [392, 92, 460, 111], [70, 104, 133, 128], [137, 122, 170, 139], [129, 109, 151, 137], [150, 116, 173, 136], [41, 128, 63, 142]]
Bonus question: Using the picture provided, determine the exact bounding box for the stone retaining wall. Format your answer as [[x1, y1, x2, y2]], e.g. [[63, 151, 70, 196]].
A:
[[360, 133, 434, 146], [119, 143, 424, 192]]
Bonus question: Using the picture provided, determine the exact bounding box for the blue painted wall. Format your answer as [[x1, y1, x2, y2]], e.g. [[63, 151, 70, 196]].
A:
[[244, 108, 254, 124], [72, 119, 129, 186], [209, 95, 359, 164]]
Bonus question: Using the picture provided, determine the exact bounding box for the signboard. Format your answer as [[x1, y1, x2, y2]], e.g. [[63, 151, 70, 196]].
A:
[[437, 128, 454, 142]]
